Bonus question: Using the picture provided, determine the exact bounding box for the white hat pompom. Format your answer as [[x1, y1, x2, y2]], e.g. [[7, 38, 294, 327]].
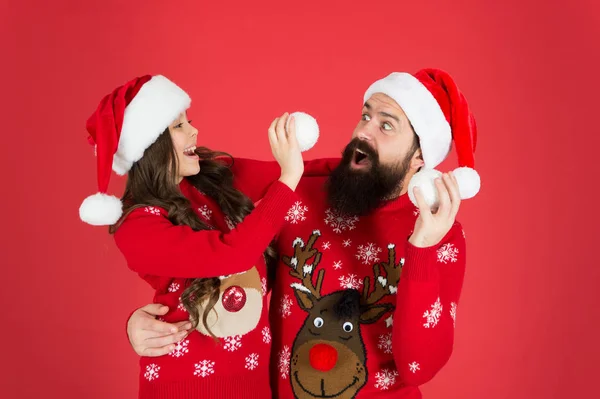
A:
[[287, 112, 319, 152], [452, 166, 480, 199], [79, 193, 123, 226]]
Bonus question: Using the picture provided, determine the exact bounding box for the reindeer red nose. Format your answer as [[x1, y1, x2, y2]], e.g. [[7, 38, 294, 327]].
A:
[[309, 343, 338, 372], [222, 286, 246, 312]]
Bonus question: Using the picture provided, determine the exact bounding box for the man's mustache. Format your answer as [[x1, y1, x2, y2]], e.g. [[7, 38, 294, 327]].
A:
[[344, 138, 378, 159]]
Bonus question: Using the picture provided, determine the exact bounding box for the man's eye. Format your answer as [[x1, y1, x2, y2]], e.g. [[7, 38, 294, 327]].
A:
[[362, 114, 370, 121], [382, 122, 392, 131]]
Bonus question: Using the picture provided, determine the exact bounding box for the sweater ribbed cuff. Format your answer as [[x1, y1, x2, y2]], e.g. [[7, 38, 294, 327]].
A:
[[125, 308, 136, 343], [402, 241, 439, 282]]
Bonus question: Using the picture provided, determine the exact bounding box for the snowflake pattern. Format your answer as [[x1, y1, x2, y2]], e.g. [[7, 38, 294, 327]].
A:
[[280, 294, 293, 318], [169, 339, 189, 358], [339, 274, 363, 290], [223, 335, 243, 352], [245, 353, 259, 370], [409, 362, 420, 374], [324, 208, 359, 234], [322, 242, 331, 250], [462, 229, 466, 238], [261, 277, 267, 296], [285, 201, 308, 224], [278, 345, 291, 379], [194, 360, 215, 378], [437, 243, 459, 264], [262, 326, 272, 344], [177, 297, 186, 312], [197, 205, 212, 221], [224, 216, 236, 231], [144, 364, 160, 381], [356, 243, 382, 264], [450, 302, 457, 328], [413, 207, 420, 217], [374, 369, 399, 390], [423, 297, 443, 328], [342, 239, 352, 248], [168, 282, 180, 293], [378, 333, 393, 354], [144, 206, 161, 216], [333, 261, 343, 270]]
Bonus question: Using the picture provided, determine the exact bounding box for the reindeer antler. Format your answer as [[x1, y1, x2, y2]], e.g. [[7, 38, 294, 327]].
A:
[[282, 230, 324, 299], [362, 243, 404, 306]]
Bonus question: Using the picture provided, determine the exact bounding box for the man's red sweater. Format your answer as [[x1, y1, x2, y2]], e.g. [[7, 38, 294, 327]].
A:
[[232, 159, 467, 399], [115, 178, 298, 398]]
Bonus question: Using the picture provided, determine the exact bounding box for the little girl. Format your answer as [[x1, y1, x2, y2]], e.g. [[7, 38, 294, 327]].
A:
[[79, 75, 303, 398]]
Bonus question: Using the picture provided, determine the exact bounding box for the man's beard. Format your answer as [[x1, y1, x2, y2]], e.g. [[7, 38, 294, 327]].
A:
[[326, 138, 413, 216]]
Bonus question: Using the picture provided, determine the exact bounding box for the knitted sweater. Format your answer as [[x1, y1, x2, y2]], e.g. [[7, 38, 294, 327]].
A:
[[232, 158, 467, 399], [114, 178, 298, 399]]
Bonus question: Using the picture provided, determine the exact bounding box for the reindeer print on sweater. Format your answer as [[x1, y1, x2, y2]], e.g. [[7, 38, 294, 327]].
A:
[[194, 266, 264, 338], [283, 231, 402, 399]]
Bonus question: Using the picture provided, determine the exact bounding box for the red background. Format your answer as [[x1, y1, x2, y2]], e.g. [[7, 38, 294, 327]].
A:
[[2, 0, 599, 397]]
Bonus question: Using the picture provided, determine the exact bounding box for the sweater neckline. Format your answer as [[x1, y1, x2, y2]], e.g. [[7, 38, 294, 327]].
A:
[[375, 192, 414, 213], [178, 178, 194, 198]]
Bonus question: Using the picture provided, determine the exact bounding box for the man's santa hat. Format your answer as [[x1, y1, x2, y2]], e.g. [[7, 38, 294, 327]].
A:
[[79, 75, 191, 226], [364, 68, 480, 207]]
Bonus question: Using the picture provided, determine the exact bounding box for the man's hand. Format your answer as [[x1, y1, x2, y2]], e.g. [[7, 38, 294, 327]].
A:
[[127, 304, 192, 357], [409, 172, 461, 248]]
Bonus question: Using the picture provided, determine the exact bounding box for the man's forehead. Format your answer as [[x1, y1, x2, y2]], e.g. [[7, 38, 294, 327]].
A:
[[363, 93, 408, 119]]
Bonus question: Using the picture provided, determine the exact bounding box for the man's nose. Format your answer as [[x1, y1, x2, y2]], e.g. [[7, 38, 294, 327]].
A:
[[357, 123, 376, 141]]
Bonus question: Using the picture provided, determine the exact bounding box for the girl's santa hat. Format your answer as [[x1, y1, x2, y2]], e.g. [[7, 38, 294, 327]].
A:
[[364, 68, 480, 208], [79, 75, 191, 226]]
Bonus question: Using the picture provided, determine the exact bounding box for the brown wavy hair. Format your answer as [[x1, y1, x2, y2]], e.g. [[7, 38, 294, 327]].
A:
[[110, 128, 277, 337]]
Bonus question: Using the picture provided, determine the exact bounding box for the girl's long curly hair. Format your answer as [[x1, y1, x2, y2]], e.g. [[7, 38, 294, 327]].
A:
[[110, 129, 277, 337]]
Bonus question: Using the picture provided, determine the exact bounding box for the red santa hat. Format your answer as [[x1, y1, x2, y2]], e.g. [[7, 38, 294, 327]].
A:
[[79, 75, 191, 225], [363, 68, 479, 207]]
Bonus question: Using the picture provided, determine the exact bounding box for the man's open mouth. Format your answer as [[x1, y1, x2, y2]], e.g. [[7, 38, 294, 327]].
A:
[[352, 148, 371, 167]]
